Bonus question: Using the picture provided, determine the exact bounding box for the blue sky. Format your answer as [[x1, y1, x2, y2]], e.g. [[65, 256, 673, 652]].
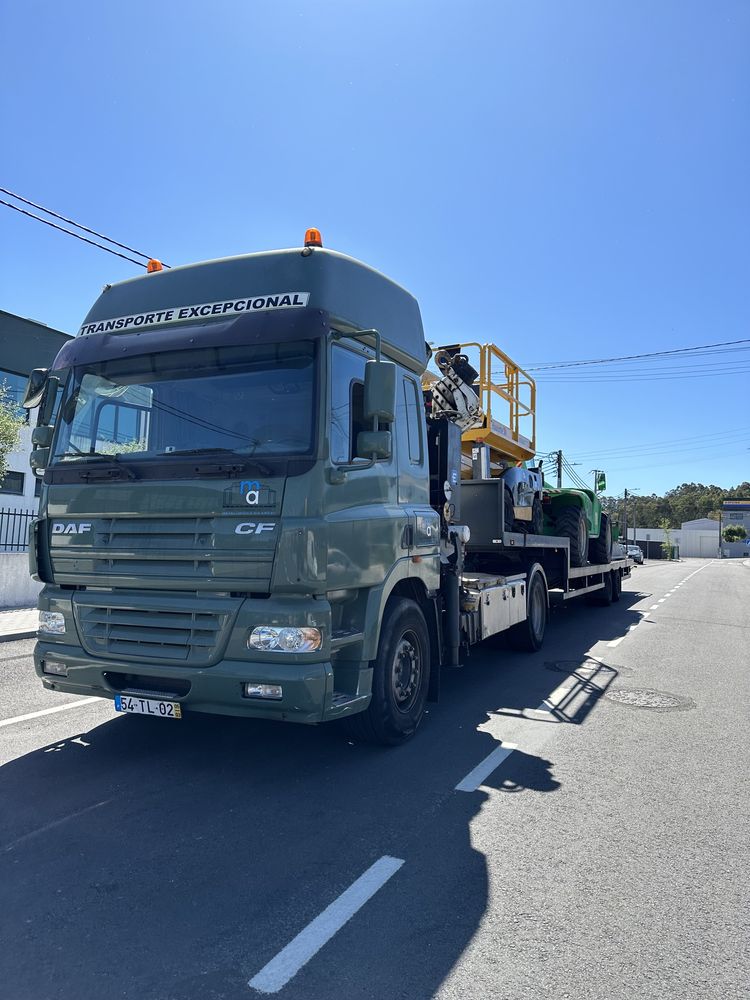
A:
[[1, 1, 748, 495]]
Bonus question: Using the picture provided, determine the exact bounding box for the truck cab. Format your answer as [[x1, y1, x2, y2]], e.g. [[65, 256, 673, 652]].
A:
[[28, 236, 442, 743]]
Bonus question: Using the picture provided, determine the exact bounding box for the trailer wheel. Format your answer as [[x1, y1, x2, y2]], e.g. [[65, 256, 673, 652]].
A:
[[343, 598, 430, 746], [508, 571, 547, 652], [589, 570, 613, 606], [589, 512, 613, 564], [555, 505, 589, 567], [611, 569, 622, 602]]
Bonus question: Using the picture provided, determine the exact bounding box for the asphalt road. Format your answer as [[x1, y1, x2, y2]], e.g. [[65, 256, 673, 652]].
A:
[[1, 558, 748, 1000]]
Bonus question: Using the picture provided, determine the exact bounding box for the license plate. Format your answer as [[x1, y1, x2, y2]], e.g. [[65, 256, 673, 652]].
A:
[[114, 694, 182, 719]]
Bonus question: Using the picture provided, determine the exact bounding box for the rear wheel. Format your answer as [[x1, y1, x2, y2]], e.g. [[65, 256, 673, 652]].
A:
[[589, 512, 613, 564], [590, 570, 613, 606], [342, 598, 430, 746], [555, 505, 589, 567], [611, 569, 622, 602], [508, 571, 547, 651]]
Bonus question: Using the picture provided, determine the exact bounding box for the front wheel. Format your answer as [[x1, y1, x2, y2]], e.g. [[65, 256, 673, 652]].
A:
[[342, 598, 430, 746]]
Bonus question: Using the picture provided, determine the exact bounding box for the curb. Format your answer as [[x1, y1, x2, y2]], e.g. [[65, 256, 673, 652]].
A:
[[0, 630, 36, 643]]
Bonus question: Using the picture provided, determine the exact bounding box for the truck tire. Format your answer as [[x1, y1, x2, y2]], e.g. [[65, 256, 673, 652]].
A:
[[555, 505, 589, 567], [507, 570, 547, 652], [588, 512, 612, 564], [589, 570, 613, 606], [611, 569, 622, 602], [342, 598, 430, 746]]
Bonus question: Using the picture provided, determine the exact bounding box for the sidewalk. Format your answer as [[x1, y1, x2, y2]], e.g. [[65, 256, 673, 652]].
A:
[[0, 607, 38, 643]]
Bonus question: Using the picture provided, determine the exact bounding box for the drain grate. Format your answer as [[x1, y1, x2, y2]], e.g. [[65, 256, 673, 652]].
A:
[[605, 687, 695, 712]]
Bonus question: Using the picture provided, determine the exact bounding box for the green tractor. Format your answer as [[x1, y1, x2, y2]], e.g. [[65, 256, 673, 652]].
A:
[[542, 471, 612, 567]]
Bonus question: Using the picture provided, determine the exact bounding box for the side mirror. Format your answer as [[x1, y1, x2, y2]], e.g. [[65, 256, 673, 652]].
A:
[[30, 448, 50, 473], [356, 430, 392, 461], [39, 376, 61, 425], [363, 360, 396, 423], [22, 368, 49, 409], [32, 426, 53, 448]]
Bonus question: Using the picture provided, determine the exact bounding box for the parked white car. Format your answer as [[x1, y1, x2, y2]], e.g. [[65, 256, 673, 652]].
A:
[[626, 545, 644, 564]]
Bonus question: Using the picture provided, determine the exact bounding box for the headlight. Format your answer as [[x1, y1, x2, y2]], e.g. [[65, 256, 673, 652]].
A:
[[39, 611, 65, 635], [248, 626, 322, 652]]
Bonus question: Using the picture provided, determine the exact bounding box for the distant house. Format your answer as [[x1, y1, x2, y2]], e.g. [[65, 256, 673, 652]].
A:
[[0, 310, 72, 513], [630, 518, 720, 559]]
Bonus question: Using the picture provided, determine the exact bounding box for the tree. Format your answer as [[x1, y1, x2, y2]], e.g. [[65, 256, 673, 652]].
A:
[[722, 525, 747, 543], [0, 385, 24, 483], [660, 517, 673, 560]]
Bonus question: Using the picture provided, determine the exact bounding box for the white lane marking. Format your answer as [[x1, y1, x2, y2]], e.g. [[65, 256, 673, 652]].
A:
[[650, 604, 659, 610], [3, 799, 111, 852], [248, 856, 404, 993], [608, 623, 639, 647], [658, 598, 666, 603], [455, 742, 518, 792], [0, 697, 102, 729]]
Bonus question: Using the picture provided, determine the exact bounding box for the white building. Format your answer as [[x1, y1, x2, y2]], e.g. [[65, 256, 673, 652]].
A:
[[630, 518, 721, 559], [1, 309, 72, 515]]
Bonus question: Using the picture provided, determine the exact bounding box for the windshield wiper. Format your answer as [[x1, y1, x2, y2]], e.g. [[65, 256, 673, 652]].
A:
[[58, 447, 138, 480], [165, 448, 274, 475]]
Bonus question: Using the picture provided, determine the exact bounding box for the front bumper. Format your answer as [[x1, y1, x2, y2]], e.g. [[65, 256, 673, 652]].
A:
[[34, 641, 354, 724]]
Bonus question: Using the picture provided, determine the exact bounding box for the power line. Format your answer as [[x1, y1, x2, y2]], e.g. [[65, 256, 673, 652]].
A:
[[0, 186, 168, 264], [519, 339, 750, 371], [0, 191, 170, 269], [568, 426, 750, 461], [1, 199, 150, 268]]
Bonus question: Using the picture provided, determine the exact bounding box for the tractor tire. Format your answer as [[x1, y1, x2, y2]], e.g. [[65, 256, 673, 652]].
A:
[[555, 505, 589, 567], [589, 512, 613, 564], [342, 598, 430, 746], [507, 570, 548, 651], [530, 496, 544, 535], [503, 486, 515, 533]]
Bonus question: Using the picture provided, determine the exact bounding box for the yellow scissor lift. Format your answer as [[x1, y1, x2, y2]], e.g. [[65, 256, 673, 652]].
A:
[[422, 341, 537, 475]]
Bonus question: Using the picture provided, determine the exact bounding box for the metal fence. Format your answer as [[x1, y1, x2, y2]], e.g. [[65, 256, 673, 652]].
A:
[[0, 508, 35, 552]]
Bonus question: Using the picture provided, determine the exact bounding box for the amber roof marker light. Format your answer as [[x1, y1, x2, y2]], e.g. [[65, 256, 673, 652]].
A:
[[304, 228, 323, 248], [146, 258, 163, 273]]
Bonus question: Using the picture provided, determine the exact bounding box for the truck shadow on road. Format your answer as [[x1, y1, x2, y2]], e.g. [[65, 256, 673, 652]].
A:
[[0, 584, 645, 1000]]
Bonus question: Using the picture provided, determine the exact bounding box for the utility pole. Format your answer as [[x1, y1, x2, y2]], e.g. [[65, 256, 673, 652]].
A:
[[556, 450, 563, 489], [623, 488, 628, 543]]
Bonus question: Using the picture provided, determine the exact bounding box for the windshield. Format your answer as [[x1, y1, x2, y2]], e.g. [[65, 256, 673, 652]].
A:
[[51, 340, 316, 463]]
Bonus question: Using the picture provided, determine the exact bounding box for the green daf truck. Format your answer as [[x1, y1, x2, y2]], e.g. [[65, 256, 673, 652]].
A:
[[25, 231, 630, 745]]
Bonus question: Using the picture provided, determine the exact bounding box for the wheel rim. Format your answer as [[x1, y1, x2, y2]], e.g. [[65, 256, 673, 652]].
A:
[[391, 630, 422, 714], [529, 581, 545, 638]]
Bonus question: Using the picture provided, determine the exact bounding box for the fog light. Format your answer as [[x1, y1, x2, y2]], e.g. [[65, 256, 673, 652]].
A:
[[39, 611, 65, 635], [248, 626, 322, 652], [243, 683, 283, 700], [42, 659, 68, 677]]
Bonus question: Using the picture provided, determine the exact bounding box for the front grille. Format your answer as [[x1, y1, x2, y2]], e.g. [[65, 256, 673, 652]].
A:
[[50, 516, 277, 591], [74, 593, 241, 666]]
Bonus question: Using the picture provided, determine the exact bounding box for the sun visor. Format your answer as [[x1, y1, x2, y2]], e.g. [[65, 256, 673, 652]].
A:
[[74, 247, 429, 374], [53, 308, 329, 369]]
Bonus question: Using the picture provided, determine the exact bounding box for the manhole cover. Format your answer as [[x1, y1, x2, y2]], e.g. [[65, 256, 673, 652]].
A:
[[605, 688, 695, 712]]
